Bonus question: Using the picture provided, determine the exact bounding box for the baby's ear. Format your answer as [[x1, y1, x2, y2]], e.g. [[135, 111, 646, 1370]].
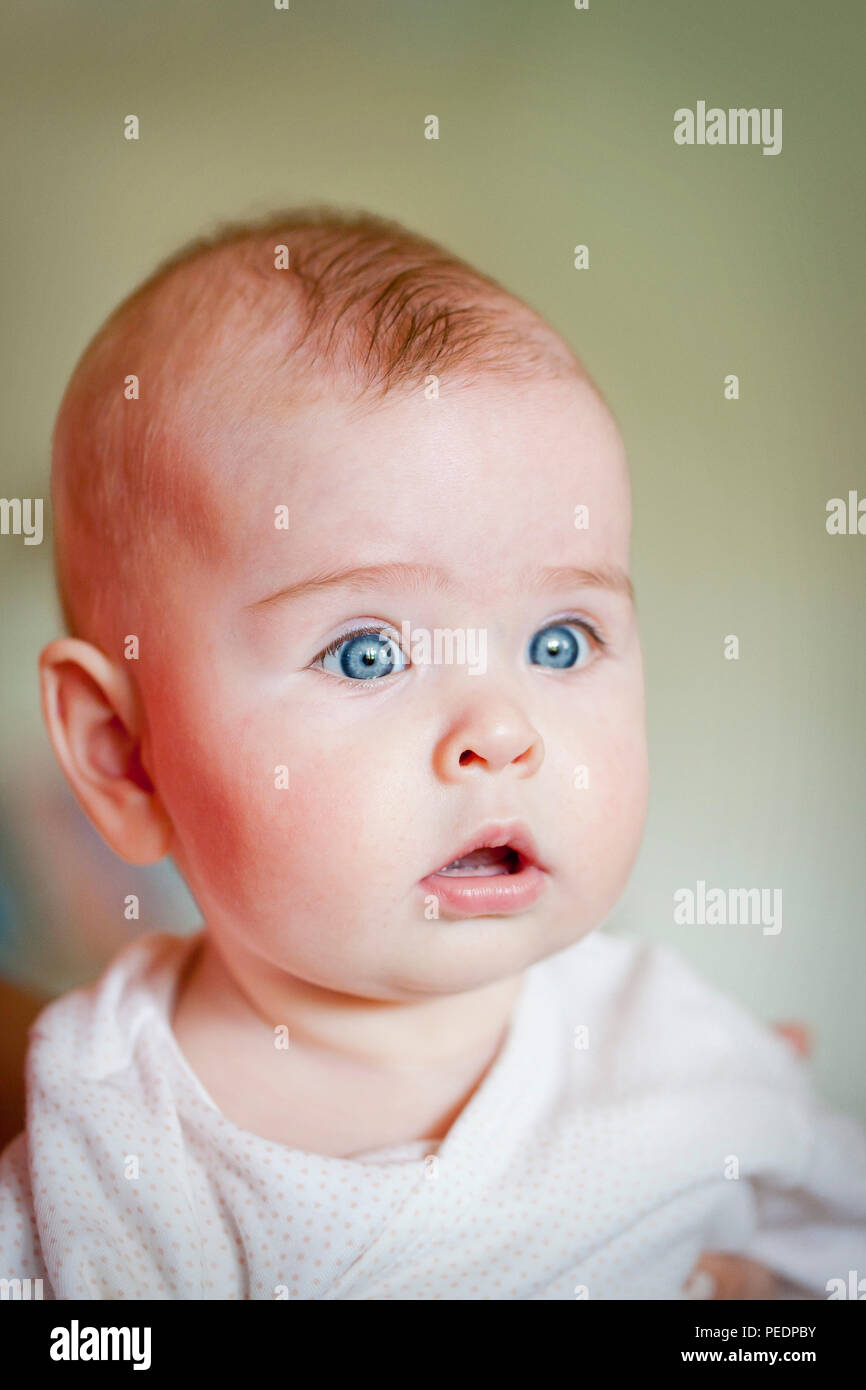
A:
[[38, 637, 172, 864]]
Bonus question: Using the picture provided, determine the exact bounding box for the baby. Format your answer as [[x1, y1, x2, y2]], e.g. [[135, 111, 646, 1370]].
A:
[[1, 208, 864, 1300]]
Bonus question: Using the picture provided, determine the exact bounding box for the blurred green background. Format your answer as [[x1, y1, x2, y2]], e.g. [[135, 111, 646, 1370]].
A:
[[0, 0, 863, 1118]]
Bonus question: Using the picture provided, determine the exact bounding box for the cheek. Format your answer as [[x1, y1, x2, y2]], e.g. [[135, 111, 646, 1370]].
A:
[[570, 685, 650, 870], [154, 689, 420, 914], [148, 705, 270, 908], [265, 720, 427, 888]]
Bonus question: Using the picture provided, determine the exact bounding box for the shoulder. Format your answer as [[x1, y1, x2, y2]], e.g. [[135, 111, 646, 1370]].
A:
[[534, 929, 814, 1097], [0, 1130, 51, 1287], [25, 929, 202, 1088], [10, 931, 206, 1297]]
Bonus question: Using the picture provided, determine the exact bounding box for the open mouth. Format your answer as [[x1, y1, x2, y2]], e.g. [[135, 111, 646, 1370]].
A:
[[418, 822, 548, 916], [419, 827, 547, 917], [433, 845, 524, 877]]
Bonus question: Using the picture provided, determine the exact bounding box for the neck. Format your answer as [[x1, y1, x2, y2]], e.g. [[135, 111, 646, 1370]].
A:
[[175, 928, 525, 1079]]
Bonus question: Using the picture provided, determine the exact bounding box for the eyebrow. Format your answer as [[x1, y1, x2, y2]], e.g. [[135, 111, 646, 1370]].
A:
[[248, 560, 634, 610]]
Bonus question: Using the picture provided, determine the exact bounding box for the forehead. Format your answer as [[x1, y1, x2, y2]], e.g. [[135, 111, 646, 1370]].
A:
[[201, 374, 631, 598]]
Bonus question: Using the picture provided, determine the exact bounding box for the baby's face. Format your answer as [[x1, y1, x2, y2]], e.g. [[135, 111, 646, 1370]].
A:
[[138, 373, 648, 998]]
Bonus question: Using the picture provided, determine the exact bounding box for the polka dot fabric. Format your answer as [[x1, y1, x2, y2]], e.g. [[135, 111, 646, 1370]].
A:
[[1, 929, 864, 1299]]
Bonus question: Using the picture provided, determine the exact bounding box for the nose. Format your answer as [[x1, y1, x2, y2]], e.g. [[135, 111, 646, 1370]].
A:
[[433, 698, 545, 781]]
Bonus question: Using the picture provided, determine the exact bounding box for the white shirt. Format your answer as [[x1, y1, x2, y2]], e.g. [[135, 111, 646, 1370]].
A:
[[1, 927, 864, 1300]]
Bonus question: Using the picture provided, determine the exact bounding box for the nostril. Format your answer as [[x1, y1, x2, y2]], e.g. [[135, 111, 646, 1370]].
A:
[[458, 749, 475, 765]]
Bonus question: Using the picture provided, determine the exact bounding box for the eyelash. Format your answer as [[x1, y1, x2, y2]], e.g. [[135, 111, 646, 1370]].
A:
[[311, 615, 608, 687]]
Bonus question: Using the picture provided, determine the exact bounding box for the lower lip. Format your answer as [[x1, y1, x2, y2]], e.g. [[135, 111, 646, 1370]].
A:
[[418, 862, 548, 917]]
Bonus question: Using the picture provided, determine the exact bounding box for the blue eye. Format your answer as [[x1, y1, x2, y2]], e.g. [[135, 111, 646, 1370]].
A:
[[319, 627, 407, 681], [527, 622, 593, 670]]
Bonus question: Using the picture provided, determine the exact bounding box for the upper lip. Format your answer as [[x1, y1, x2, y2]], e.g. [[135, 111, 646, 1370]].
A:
[[426, 820, 546, 876]]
